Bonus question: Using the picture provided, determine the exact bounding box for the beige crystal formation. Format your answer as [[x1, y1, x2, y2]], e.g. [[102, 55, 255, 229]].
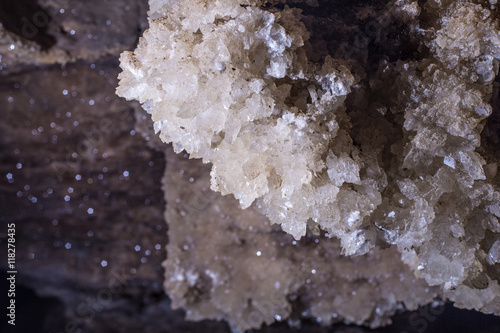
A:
[[117, 0, 380, 254], [161, 147, 439, 332], [117, 0, 500, 330]]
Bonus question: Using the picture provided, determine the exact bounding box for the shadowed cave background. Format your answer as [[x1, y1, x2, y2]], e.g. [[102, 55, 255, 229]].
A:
[[1, 0, 500, 332]]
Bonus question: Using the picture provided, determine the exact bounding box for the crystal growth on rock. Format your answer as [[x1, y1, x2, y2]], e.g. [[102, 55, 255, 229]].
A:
[[117, 0, 500, 330]]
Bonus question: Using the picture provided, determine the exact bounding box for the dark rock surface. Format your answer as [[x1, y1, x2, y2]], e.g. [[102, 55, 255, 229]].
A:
[[0, 1, 500, 333]]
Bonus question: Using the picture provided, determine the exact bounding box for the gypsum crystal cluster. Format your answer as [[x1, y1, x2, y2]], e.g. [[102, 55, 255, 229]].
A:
[[117, 0, 500, 329]]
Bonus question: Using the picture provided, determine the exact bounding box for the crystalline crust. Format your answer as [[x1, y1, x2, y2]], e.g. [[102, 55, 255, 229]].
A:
[[117, 0, 500, 330]]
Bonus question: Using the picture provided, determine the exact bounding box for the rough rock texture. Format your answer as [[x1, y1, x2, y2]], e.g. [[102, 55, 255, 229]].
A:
[[116, 0, 500, 331], [0, 0, 149, 74], [162, 147, 439, 331]]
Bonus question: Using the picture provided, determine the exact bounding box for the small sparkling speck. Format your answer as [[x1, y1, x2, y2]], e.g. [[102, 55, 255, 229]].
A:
[[65, 242, 72, 249], [123, 171, 129, 177], [59, 8, 65, 14], [75, 174, 82, 180], [256, 251, 262, 256], [62, 89, 68, 95], [89, 99, 95, 106], [70, 30, 76, 35], [140, 257, 147, 263], [155, 244, 161, 250], [87, 208, 94, 214], [311, 269, 316, 274], [145, 250, 151, 256], [64, 195, 70, 202], [189, 177, 194, 183], [101, 260, 108, 267], [6, 173, 13, 180], [134, 245, 141, 252], [16, 163, 22, 169], [67, 187, 74, 193]]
